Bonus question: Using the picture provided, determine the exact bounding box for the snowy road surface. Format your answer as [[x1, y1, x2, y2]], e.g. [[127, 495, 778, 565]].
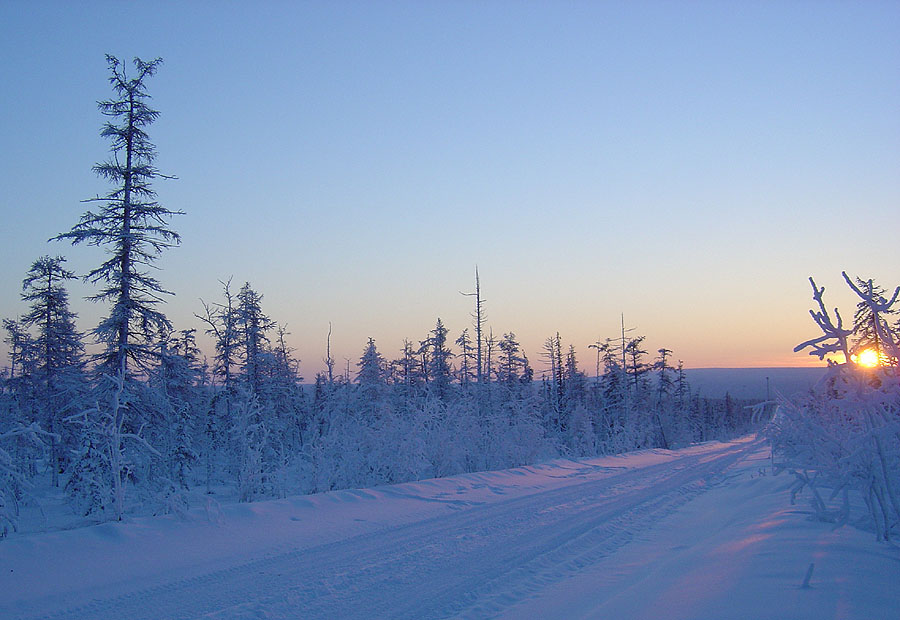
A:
[[3, 436, 896, 619]]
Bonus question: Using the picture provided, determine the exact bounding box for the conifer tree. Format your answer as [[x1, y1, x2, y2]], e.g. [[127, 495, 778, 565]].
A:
[[542, 334, 564, 432], [563, 344, 587, 411], [20, 256, 85, 486], [496, 332, 523, 385], [2, 319, 32, 385], [624, 336, 649, 397], [392, 339, 424, 402], [357, 338, 387, 390], [197, 279, 239, 493], [422, 319, 453, 398], [848, 274, 899, 365], [599, 339, 626, 439], [198, 278, 239, 400], [520, 350, 534, 385], [64, 427, 106, 518], [149, 329, 202, 491], [455, 329, 475, 386], [651, 348, 674, 449], [55, 55, 180, 375], [675, 360, 689, 409], [236, 283, 272, 394], [356, 337, 389, 421]]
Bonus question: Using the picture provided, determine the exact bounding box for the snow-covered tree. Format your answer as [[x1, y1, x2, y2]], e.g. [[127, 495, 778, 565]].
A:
[[357, 338, 387, 393], [196, 279, 240, 492], [651, 348, 674, 449], [1, 320, 41, 481], [391, 338, 424, 404], [846, 273, 899, 366], [624, 336, 649, 398], [2, 318, 33, 387], [563, 345, 587, 410], [421, 319, 453, 399], [496, 332, 523, 386], [55, 55, 181, 376], [20, 256, 85, 486], [0, 423, 53, 537], [198, 278, 240, 397], [236, 282, 272, 395], [260, 324, 305, 498], [67, 367, 161, 521], [455, 328, 475, 386], [598, 339, 627, 449], [148, 329, 202, 494], [542, 333, 564, 433], [64, 421, 107, 518]]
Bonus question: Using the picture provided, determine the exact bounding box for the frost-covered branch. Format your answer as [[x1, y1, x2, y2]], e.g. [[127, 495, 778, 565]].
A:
[[793, 277, 853, 361]]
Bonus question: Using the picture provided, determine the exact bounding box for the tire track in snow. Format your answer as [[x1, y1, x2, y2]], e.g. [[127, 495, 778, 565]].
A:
[[20, 439, 758, 620]]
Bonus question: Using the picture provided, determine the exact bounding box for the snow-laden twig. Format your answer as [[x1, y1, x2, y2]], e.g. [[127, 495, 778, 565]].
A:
[[793, 278, 853, 361]]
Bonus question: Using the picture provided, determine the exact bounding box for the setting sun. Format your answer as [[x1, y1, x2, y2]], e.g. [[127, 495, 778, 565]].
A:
[[854, 348, 881, 368]]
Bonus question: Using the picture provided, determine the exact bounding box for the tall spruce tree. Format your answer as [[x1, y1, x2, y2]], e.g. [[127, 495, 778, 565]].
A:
[[55, 55, 180, 375]]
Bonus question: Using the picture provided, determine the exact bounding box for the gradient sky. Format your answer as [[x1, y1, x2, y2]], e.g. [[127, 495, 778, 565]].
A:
[[1, 1, 898, 377]]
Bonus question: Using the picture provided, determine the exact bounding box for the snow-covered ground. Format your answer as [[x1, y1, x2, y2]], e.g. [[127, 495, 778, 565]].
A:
[[2, 436, 896, 619]]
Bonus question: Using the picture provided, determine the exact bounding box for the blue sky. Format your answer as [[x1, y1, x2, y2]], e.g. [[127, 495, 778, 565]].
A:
[[2, 1, 898, 376]]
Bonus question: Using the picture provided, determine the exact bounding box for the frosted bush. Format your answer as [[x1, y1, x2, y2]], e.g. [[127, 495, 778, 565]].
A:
[[767, 273, 900, 540]]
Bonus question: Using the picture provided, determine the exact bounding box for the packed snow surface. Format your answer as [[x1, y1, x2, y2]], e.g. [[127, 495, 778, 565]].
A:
[[2, 436, 896, 619]]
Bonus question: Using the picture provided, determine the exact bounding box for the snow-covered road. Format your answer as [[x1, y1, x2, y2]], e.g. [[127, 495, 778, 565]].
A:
[[3, 436, 896, 619]]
